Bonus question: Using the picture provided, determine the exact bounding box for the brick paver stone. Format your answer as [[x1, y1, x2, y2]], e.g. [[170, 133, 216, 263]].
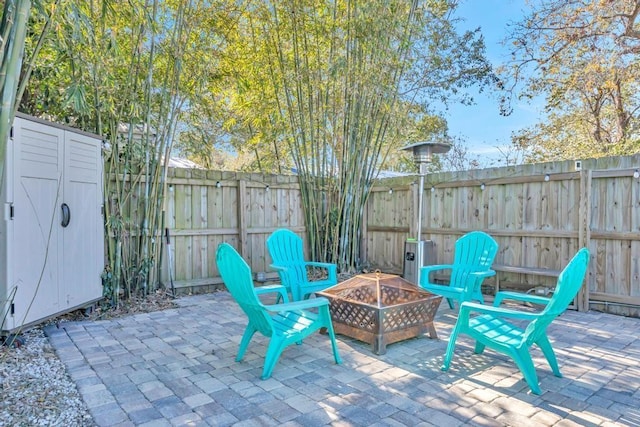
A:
[[44, 292, 640, 427]]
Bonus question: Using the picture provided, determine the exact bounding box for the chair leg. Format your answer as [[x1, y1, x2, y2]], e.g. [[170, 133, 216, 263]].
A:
[[319, 306, 342, 364], [446, 298, 455, 309], [237, 326, 257, 362], [537, 335, 562, 377], [512, 348, 541, 395], [262, 338, 287, 380], [442, 322, 463, 371], [474, 341, 486, 354], [326, 325, 343, 365]]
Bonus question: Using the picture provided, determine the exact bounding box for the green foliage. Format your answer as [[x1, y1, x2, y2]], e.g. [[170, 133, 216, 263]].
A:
[[18, 0, 231, 304], [504, 0, 640, 161], [0, 0, 31, 193], [16, 0, 494, 281], [222, 0, 493, 271], [100, 266, 115, 306]]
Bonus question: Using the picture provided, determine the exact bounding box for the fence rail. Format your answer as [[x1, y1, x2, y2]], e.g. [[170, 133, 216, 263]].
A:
[[124, 155, 640, 317], [152, 169, 304, 291]]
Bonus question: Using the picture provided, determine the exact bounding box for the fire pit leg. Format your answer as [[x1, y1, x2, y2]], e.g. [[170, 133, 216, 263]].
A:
[[427, 323, 438, 339], [373, 335, 387, 355]]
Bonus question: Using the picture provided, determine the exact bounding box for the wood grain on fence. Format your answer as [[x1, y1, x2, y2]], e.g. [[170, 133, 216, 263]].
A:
[[110, 154, 640, 316], [157, 169, 303, 291], [364, 155, 640, 316]]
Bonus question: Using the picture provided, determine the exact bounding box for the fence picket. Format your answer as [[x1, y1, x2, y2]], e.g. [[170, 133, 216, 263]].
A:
[[109, 155, 640, 315]]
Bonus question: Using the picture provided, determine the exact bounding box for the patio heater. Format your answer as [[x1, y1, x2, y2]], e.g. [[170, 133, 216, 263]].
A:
[[401, 140, 451, 285]]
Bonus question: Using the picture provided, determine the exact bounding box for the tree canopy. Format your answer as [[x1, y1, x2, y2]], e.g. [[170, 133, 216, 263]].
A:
[[17, 1, 494, 173], [504, 0, 640, 161], [0, 0, 31, 192], [7, 0, 640, 284], [210, 1, 494, 270], [20, 2, 640, 171], [11, 0, 237, 301], [12, 0, 495, 274]]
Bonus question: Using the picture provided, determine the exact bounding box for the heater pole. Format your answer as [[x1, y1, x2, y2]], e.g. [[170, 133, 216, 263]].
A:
[[417, 173, 424, 242], [401, 140, 451, 286]]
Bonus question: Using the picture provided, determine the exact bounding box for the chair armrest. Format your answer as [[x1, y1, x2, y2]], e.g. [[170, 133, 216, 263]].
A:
[[269, 264, 294, 288], [469, 269, 496, 278], [255, 284, 289, 303], [305, 261, 334, 269], [421, 265, 495, 277], [305, 262, 337, 282], [494, 291, 551, 307], [269, 264, 287, 272], [459, 301, 540, 321], [420, 266, 495, 288], [421, 264, 454, 275], [420, 265, 454, 285], [265, 296, 330, 313]]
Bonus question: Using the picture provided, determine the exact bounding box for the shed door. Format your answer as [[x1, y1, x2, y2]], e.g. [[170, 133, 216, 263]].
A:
[[63, 131, 103, 308], [11, 118, 64, 326]]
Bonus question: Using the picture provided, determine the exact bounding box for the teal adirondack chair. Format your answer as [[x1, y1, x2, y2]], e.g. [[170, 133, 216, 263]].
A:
[[216, 243, 342, 380], [442, 248, 590, 395], [419, 231, 498, 309], [266, 229, 338, 301]]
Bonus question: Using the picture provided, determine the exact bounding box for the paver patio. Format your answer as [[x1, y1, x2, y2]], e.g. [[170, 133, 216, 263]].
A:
[[44, 291, 640, 426]]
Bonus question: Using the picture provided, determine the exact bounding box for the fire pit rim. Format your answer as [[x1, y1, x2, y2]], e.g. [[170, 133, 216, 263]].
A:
[[319, 271, 438, 307]]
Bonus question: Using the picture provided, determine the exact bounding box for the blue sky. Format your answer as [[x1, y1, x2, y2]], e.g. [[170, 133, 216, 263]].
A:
[[445, 0, 542, 163]]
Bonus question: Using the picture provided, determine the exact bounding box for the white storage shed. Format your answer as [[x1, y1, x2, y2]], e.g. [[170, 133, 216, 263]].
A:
[[1, 113, 104, 334]]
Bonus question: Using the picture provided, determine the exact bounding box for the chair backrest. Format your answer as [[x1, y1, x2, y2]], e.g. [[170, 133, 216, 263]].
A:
[[524, 247, 590, 345], [216, 243, 273, 337], [266, 229, 307, 284], [452, 231, 499, 267], [450, 231, 499, 286]]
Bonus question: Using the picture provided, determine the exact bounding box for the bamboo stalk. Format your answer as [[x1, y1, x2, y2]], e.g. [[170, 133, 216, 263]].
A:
[[0, 0, 30, 191], [256, 1, 420, 271]]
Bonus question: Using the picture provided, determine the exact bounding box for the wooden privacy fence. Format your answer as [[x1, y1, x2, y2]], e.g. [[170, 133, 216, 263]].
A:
[[365, 154, 640, 317], [147, 155, 640, 317], [159, 169, 305, 291]]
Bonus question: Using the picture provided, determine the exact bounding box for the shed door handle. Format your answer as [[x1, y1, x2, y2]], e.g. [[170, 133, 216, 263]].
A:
[[61, 203, 70, 227]]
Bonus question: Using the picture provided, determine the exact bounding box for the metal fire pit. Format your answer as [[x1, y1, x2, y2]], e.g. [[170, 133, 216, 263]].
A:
[[317, 272, 442, 355]]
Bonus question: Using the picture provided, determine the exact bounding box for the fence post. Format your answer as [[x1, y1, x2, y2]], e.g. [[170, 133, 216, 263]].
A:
[[577, 169, 592, 312], [361, 195, 369, 266], [237, 178, 248, 257]]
